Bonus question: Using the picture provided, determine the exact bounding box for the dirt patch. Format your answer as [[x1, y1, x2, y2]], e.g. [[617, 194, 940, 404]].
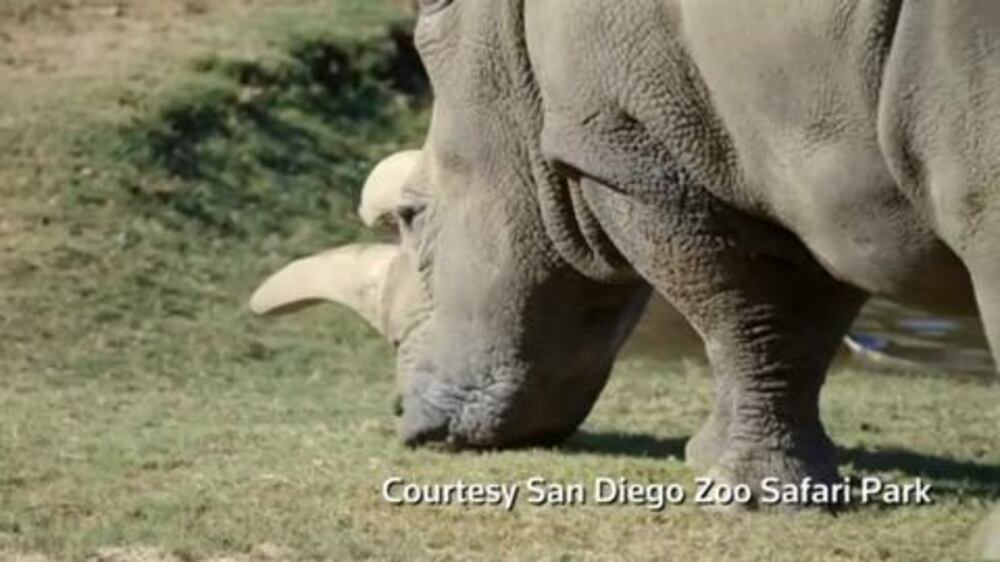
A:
[[0, 0, 263, 97], [86, 547, 183, 562], [0, 551, 52, 562], [1, 544, 299, 562], [86, 544, 298, 562]]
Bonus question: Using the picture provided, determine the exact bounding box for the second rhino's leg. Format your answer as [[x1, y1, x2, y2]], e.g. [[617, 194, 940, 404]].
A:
[[694, 274, 866, 493]]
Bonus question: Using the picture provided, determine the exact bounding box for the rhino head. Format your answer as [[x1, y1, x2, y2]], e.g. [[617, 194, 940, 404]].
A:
[[252, 143, 652, 448], [252, 0, 693, 449]]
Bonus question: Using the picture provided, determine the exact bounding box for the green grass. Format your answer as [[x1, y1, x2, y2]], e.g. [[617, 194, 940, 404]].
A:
[[2, 356, 998, 561], [0, 1, 998, 560]]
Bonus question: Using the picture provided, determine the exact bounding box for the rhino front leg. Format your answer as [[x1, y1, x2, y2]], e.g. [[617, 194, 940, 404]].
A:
[[695, 276, 866, 502], [576, 178, 866, 500]]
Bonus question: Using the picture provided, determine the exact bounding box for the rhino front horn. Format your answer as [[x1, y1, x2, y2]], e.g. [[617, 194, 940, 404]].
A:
[[358, 150, 421, 228], [250, 244, 400, 336]]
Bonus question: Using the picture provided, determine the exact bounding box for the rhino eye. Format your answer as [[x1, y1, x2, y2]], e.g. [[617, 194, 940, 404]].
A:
[[395, 203, 425, 231], [417, 0, 453, 16]]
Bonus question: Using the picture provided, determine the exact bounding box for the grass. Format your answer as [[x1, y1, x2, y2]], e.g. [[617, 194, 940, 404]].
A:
[[0, 1, 998, 560]]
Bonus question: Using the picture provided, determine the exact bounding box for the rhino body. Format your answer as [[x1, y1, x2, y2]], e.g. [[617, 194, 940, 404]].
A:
[[256, 0, 1000, 497]]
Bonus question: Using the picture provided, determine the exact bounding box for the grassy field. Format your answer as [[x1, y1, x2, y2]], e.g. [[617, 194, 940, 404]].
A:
[[0, 1, 998, 560]]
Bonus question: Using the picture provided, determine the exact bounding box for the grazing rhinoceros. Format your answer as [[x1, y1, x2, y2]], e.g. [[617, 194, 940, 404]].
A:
[[254, 0, 1000, 495]]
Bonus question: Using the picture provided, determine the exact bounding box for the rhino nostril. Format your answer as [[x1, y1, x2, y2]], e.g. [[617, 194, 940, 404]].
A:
[[401, 393, 452, 448]]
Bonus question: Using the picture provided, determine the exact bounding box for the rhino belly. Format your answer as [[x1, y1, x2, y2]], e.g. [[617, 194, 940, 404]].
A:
[[773, 144, 976, 315]]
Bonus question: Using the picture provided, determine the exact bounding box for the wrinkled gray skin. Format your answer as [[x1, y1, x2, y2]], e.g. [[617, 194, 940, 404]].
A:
[[386, 0, 1000, 490]]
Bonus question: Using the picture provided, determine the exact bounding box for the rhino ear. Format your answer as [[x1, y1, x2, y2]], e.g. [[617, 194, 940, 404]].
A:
[[250, 244, 400, 335], [358, 150, 422, 228]]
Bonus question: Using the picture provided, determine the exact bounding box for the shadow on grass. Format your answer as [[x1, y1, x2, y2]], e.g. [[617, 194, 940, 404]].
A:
[[840, 446, 1000, 500], [562, 432, 1000, 500], [561, 430, 688, 460]]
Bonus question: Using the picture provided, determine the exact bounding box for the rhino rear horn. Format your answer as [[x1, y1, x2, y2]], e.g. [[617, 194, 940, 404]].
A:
[[358, 150, 421, 228], [250, 244, 400, 336]]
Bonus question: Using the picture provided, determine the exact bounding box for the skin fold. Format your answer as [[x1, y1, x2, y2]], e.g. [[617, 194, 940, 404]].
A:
[[255, 0, 999, 509]]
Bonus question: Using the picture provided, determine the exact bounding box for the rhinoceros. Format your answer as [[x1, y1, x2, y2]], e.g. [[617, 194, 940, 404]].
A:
[[253, 0, 1000, 495]]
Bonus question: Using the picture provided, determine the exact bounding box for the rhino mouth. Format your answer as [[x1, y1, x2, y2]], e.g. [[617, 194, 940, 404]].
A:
[[399, 375, 512, 449], [399, 379, 466, 448], [400, 396, 583, 450], [397, 364, 603, 450]]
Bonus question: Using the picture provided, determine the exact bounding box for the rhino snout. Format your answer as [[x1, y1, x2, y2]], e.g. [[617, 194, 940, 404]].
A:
[[399, 388, 454, 447], [397, 372, 594, 450]]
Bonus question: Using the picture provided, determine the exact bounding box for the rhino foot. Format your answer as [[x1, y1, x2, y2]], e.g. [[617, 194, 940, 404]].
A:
[[700, 431, 841, 511]]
